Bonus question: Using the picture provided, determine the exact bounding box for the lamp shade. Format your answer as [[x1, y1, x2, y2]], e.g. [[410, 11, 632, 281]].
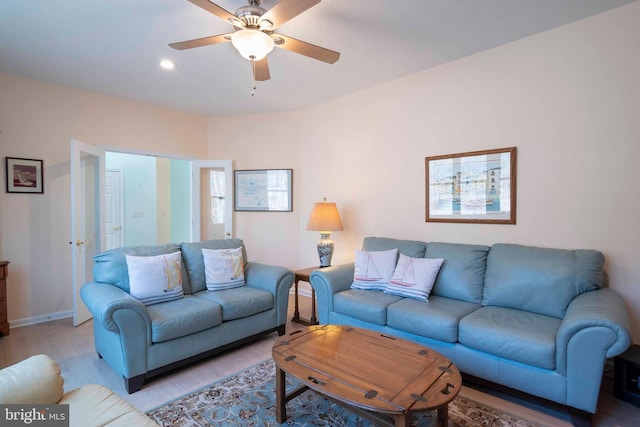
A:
[[305, 199, 343, 232], [231, 29, 274, 61]]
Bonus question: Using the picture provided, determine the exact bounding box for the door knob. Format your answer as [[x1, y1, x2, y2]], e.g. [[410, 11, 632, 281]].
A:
[[114, 226, 121, 231], [76, 240, 86, 247]]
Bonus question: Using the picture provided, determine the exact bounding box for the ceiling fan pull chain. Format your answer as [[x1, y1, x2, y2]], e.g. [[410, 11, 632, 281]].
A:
[[251, 57, 257, 96]]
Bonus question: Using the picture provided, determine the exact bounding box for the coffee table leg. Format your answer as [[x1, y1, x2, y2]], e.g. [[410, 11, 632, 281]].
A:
[[275, 367, 287, 423], [437, 405, 449, 427], [393, 413, 410, 427]]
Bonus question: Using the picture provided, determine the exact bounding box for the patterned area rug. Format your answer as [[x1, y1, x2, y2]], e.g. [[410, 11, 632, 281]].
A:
[[147, 359, 540, 426]]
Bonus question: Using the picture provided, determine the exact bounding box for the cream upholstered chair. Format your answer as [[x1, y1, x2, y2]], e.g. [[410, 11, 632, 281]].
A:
[[0, 354, 158, 427]]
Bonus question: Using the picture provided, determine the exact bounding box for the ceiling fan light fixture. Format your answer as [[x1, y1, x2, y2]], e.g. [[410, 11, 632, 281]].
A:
[[231, 29, 274, 61]]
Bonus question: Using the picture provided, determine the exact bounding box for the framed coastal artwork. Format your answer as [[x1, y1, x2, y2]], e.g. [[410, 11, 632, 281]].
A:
[[234, 169, 293, 212], [5, 157, 44, 194], [425, 147, 516, 224]]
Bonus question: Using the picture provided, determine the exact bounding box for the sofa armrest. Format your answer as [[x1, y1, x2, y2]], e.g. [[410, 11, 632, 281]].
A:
[[0, 354, 64, 404], [81, 281, 151, 336], [61, 384, 159, 426], [556, 288, 631, 412], [245, 262, 294, 326], [557, 288, 632, 373], [310, 263, 355, 324]]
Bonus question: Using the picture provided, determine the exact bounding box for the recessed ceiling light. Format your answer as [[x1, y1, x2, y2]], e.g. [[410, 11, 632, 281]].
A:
[[160, 60, 175, 70]]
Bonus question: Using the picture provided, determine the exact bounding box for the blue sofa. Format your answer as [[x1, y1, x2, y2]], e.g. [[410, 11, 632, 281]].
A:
[[81, 239, 294, 393], [311, 237, 631, 424]]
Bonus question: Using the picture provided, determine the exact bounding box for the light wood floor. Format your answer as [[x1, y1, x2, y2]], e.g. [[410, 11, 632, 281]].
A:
[[0, 295, 638, 426]]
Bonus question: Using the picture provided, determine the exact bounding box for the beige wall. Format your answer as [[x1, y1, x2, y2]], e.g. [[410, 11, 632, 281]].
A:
[[207, 111, 304, 267], [0, 74, 208, 324], [208, 2, 640, 342]]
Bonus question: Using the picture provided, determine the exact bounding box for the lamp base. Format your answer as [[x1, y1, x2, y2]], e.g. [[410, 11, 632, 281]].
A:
[[317, 232, 334, 268]]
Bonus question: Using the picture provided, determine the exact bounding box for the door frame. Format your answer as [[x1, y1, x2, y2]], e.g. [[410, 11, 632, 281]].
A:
[[70, 139, 106, 326], [191, 160, 233, 241]]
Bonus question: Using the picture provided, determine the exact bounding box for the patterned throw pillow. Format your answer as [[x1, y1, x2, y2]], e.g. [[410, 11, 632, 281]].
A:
[[385, 254, 444, 301], [351, 248, 398, 291], [202, 247, 246, 291], [126, 251, 184, 305]]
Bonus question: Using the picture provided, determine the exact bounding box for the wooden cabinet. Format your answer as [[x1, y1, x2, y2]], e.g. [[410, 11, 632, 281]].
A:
[[0, 261, 9, 336]]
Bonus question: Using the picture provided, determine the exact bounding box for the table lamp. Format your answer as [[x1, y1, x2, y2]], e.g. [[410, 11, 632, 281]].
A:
[[306, 198, 344, 268]]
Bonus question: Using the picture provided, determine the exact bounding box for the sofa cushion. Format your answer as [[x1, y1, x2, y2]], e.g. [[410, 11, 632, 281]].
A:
[[203, 247, 245, 291], [181, 239, 248, 293], [146, 295, 222, 343], [93, 243, 191, 294], [362, 237, 427, 258], [194, 287, 273, 321], [427, 242, 489, 304], [334, 289, 403, 326], [387, 296, 480, 343], [385, 254, 444, 301], [351, 248, 398, 291], [483, 244, 604, 318], [458, 306, 562, 370], [126, 251, 184, 305]]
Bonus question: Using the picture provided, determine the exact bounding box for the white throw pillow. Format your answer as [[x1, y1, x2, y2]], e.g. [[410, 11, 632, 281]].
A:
[[385, 254, 444, 301], [351, 248, 398, 291], [126, 251, 184, 305], [202, 247, 245, 291]]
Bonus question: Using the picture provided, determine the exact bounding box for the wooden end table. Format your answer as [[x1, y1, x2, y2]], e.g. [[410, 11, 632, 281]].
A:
[[291, 267, 319, 326], [272, 325, 462, 427]]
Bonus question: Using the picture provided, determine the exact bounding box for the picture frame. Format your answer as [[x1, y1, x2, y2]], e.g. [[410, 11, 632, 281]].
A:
[[425, 147, 516, 224], [5, 157, 44, 194], [234, 169, 293, 212]]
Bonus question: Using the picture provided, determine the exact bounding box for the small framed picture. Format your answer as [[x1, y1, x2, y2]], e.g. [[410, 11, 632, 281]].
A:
[[5, 157, 44, 194]]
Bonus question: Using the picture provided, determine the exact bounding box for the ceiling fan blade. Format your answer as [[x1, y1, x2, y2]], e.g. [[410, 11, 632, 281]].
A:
[[253, 58, 270, 81], [275, 34, 340, 64], [261, 0, 320, 29], [187, 0, 237, 22], [169, 33, 231, 50]]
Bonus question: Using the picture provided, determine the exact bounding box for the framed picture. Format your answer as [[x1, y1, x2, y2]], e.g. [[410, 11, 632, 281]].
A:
[[5, 157, 44, 194], [425, 147, 516, 224], [234, 169, 293, 212]]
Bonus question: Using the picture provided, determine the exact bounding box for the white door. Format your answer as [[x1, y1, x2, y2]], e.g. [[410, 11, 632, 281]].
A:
[[71, 139, 105, 326], [191, 160, 233, 241], [105, 169, 124, 249]]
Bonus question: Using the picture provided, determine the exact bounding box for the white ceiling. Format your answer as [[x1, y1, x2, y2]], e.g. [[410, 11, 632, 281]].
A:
[[0, 0, 635, 117]]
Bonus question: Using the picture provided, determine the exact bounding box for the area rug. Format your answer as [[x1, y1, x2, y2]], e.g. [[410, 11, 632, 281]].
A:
[[147, 359, 541, 427]]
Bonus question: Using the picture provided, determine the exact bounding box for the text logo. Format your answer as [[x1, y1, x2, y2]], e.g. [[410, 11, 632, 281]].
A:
[[1, 405, 69, 426]]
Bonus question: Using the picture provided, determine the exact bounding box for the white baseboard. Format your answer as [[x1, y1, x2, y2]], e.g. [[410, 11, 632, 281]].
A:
[[10, 310, 73, 329]]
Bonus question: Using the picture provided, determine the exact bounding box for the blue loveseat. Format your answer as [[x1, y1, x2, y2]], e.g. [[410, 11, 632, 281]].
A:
[[311, 237, 632, 424], [81, 239, 294, 393]]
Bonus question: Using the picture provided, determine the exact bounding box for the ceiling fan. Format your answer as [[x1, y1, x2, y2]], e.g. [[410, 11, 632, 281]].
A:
[[170, 0, 340, 82]]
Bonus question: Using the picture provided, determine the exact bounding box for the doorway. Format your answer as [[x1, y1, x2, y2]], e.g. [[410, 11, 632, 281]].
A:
[[105, 152, 192, 247]]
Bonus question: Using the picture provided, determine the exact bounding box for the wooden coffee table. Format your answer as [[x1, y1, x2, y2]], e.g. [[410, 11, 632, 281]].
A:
[[272, 325, 461, 427]]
